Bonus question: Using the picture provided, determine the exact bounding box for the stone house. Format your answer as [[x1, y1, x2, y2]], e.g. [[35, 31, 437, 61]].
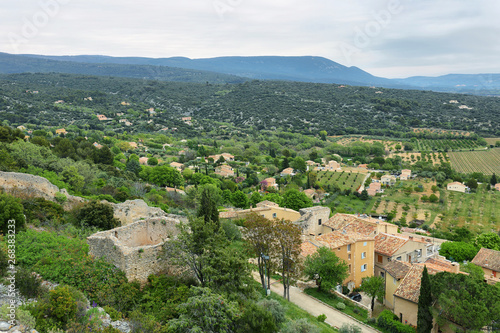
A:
[[219, 201, 301, 222], [365, 182, 382, 196], [97, 114, 108, 121], [324, 160, 341, 171], [400, 169, 412, 181], [215, 164, 235, 177], [303, 189, 317, 200], [471, 247, 500, 283], [381, 175, 397, 186], [494, 183, 500, 191], [446, 181, 469, 193], [55, 128, 67, 135], [261, 177, 277, 190], [169, 162, 184, 172], [306, 160, 318, 171], [294, 206, 331, 236], [87, 217, 180, 283], [323, 213, 398, 236], [301, 230, 375, 290]]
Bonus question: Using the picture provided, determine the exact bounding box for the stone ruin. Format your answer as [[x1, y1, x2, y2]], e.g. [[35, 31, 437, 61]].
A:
[[87, 216, 181, 283]]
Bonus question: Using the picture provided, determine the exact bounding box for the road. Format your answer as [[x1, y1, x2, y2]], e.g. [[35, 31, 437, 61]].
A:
[[254, 273, 381, 333]]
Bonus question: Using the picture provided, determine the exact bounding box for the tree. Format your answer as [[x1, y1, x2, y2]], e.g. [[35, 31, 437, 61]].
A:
[[76, 201, 119, 230], [147, 157, 158, 166], [439, 241, 479, 262], [274, 219, 302, 301], [0, 193, 26, 234], [249, 192, 263, 208], [231, 190, 249, 209], [319, 130, 327, 141], [197, 184, 221, 227], [490, 173, 498, 186], [303, 247, 348, 292], [167, 287, 240, 333], [360, 276, 384, 311], [466, 178, 478, 190], [61, 165, 85, 192], [428, 194, 438, 203], [126, 159, 141, 175], [282, 189, 313, 211], [360, 189, 369, 201], [417, 266, 433, 333], [291, 157, 307, 173], [475, 232, 500, 251], [94, 145, 114, 165]]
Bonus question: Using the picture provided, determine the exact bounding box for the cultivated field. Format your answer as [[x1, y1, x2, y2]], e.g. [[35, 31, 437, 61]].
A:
[[316, 170, 367, 192], [484, 138, 500, 146], [411, 128, 472, 137], [447, 148, 500, 175], [389, 152, 447, 166], [415, 139, 484, 152]]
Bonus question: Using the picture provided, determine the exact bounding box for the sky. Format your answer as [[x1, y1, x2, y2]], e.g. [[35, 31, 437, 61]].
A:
[[1, 0, 499, 78]]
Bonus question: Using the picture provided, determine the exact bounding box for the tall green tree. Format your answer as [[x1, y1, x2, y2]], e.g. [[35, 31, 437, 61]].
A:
[[303, 246, 348, 292], [0, 193, 26, 234], [475, 232, 500, 251], [417, 266, 433, 333], [196, 184, 221, 227], [360, 276, 385, 311], [274, 219, 302, 301], [281, 189, 313, 211]]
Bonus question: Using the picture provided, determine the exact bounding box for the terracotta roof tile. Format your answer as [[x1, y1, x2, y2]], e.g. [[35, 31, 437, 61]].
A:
[[300, 241, 320, 257], [472, 248, 500, 272], [394, 265, 441, 303], [383, 260, 412, 279], [375, 233, 408, 256]]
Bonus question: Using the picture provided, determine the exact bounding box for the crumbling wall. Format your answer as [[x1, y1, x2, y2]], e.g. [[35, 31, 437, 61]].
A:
[[87, 217, 181, 283]]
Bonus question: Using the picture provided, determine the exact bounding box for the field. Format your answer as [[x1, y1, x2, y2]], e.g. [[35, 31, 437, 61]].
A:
[[333, 136, 403, 151], [316, 170, 367, 192], [447, 148, 500, 175], [484, 138, 500, 146], [371, 180, 500, 234], [389, 152, 447, 166], [415, 139, 484, 152], [411, 128, 472, 137]]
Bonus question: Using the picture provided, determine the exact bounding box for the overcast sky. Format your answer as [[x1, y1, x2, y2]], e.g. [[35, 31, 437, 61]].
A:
[[1, 0, 499, 78]]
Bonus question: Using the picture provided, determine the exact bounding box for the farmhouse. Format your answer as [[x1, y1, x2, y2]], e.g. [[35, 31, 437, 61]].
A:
[[169, 162, 184, 172], [381, 175, 397, 186], [219, 201, 301, 222], [495, 183, 500, 191], [55, 128, 67, 135], [365, 182, 382, 196], [323, 213, 398, 236], [97, 114, 108, 121], [446, 181, 469, 193], [280, 168, 295, 177], [261, 177, 277, 190], [215, 164, 235, 177], [400, 169, 412, 180]]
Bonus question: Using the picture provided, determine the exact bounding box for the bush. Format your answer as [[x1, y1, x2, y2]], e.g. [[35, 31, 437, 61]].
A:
[[15, 267, 44, 299], [0, 246, 8, 277], [0, 193, 26, 234], [75, 201, 120, 230], [377, 310, 415, 333], [104, 305, 122, 321], [339, 323, 362, 333], [367, 317, 376, 324], [257, 299, 286, 325], [129, 309, 167, 333], [317, 314, 327, 322], [335, 302, 346, 310], [55, 192, 67, 204], [221, 220, 242, 241], [17, 308, 36, 329], [353, 307, 360, 314], [280, 318, 319, 333]]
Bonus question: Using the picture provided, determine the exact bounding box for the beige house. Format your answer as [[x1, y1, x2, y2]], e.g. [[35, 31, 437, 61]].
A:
[[381, 175, 397, 186], [400, 169, 412, 181], [139, 157, 149, 165], [93, 142, 103, 149], [128, 142, 138, 149], [382, 260, 412, 309], [215, 164, 235, 177], [325, 160, 341, 171], [446, 181, 469, 193], [303, 189, 317, 200], [97, 114, 108, 121], [261, 177, 277, 190], [301, 230, 375, 290], [280, 168, 295, 177], [306, 160, 318, 171], [392, 259, 460, 326], [365, 182, 382, 196], [169, 162, 184, 172], [55, 128, 67, 135], [495, 183, 500, 191], [374, 233, 435, 277], [471, 247, 500, 283]]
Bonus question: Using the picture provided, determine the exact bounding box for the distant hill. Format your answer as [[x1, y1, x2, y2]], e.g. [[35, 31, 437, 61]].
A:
[[2, 53, 500, 95], [0, 53, 246, 84]]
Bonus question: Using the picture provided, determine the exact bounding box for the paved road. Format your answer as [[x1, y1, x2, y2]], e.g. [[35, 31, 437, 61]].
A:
[[254, 273, 381, 333]]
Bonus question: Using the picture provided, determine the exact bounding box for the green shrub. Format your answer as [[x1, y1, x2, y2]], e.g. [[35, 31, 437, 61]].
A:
[[221, 220, 242, 241], [317, 314, 327, 322], [280, 318, 319, 333], [353, 307, 360, 314], [17, 308, 36, 329], [335, 302, 346, 310], [55, 192, 67, 204], [22, 197, 64, 225], [257, 299, 286, 325], [367, 317, 376, 324], [377, 310, 415, 333], [129, 309, 167, 333], [0, 246, 8, 277], [75, 201, 120, 230], [103, 305, 122, 321], [339, 323, 362, 333], [15, 267, 44, 299]]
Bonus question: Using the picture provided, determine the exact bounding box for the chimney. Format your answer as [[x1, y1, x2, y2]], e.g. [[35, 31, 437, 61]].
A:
[[451, 262, 460, 274]]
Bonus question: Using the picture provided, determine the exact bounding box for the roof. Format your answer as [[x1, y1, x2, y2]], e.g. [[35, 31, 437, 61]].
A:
[[393, 265, 441, 303], [447, 182, 466, 187], [301, 241, 320, 257], [375, 233, 409, 256], [324, 214, 378, 236], [281, 168, 294, 174], [472, 248, 500, 272], [313, 230, 373, 249], [384, 260, 412, 279], [256, 200, 279, 208]]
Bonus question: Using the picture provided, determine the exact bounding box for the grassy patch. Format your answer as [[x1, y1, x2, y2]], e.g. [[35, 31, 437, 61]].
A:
[[304, 288, 368, 322]]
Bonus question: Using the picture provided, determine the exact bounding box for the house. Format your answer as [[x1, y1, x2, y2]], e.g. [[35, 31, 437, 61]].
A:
[[495, 183, 500, 191], [169, 162, 184, 172], [16, 125, 26, 131], [301, 230, 375, 290], [358, 164, 368, 169], [219, 202, 301, 222], [324, 160, 341, 171], [93, 142, 103, 149], [323, 213, 398, 237], [382, 260, 412, 309], [55, 128, 67, 135], [280, 168, 295, 177], [165, 187, 186, 195], [374, 233, 435, 277], [97, 114, 108, 121], [181, 117, 192, 125], [120, 101, 130, 106], [446, 182, 469, 193], [392, 259, 460, 326], [208, 153, 235, 162], [303, 189, 317, 200], [400, 169, 412, 181], [365, 182, 382, 196], [128, 142, 138, 149], [306, 160, 317, 171], [139, 157, 149, 165], [215, 164, 235, 177], [178, 150, 186, 155], [261, 177, 277, 190], [471, 247, 500, 283], [381, 175, 397, 186]]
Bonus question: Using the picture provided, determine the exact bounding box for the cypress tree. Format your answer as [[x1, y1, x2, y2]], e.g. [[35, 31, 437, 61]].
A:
[[417, 266, 433, 333]]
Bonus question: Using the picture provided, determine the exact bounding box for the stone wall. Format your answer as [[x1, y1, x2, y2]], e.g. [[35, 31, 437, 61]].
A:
[[109, 199, 182, 226], [87, 217, 181, 283], [295, 206, 331, 236]]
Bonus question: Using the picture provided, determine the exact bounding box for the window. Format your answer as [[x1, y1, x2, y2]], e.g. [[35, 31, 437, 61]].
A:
[[380, 272, 385, 278], [361, 264, 367, 272], [361, 252, 366, 259], [416, 249, 422, 257], [363, 242, 367, 246], [347, 244, 351, 252], [378, 255, 383, 263], [272, 213, 277, 218], [348, 264, 351, 273], [348, 254, 351, 260], [393, 277, 398, 284], [318, 219, 322, 225], [396, 256, 402, 261]]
